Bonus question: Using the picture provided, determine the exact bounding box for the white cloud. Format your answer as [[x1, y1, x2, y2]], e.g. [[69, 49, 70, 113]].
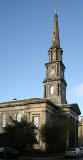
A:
[[73, 83, 83, 97]]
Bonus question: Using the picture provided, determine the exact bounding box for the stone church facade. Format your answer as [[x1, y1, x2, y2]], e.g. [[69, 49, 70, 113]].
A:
[[0, 12, 81, 149]]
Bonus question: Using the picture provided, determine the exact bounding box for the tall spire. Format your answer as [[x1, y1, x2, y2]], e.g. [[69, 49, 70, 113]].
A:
[[51, 13, 60, 48], [44, 10, 67, 105]]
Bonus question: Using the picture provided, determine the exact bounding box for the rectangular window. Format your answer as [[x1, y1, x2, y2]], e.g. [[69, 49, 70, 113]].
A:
[[33, 116, 39, 127], [2, 113, 6, 128]]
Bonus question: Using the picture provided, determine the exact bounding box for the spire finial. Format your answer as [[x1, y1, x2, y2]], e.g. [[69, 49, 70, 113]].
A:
[[51, 7, 60, 48], [55, 6, 57, 15]]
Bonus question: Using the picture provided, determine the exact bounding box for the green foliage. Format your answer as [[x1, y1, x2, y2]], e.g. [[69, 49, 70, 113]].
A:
[[40, 115, 68, 153], [0, 117, 37, 152], [68, 118, 76, 147]]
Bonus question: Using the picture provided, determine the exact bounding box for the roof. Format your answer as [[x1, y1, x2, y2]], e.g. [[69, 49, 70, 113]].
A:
[[0, 98, 81, 115], [0, 98, 58, 109], [60, 103, 81, 115]]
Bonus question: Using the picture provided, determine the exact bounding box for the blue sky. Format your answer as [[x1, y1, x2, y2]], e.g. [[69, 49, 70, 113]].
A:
[[0, 0, 83, 115]]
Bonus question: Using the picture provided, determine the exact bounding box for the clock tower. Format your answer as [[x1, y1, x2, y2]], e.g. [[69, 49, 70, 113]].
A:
[[43, 13, 67, 104]]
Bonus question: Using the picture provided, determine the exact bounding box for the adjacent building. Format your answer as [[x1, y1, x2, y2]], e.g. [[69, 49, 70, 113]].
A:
[[78, 118, 83, 146]]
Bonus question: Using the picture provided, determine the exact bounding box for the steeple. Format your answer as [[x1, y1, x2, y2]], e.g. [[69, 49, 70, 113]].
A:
[[48, 13, 63, 62], [43, 11, 67, 105], [51, 14, 60, 48]]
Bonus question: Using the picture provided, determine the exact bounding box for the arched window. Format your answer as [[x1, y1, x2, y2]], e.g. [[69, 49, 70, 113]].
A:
[[50, 86, 54, 94], [2, 113, 6, 128], [16, 113, 21, 122]]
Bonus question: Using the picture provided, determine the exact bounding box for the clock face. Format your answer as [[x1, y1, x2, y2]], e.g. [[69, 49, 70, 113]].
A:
[[50, 69, 55, 75], [49, 65, 56, 76]]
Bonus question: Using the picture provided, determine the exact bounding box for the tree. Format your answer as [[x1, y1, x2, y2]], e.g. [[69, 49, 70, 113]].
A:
[[0, 117, 37, 153], [40, 115, 68, 153]]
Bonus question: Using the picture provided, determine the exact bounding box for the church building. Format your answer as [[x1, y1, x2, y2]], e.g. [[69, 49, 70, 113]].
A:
[[0, 12, 81, 149]]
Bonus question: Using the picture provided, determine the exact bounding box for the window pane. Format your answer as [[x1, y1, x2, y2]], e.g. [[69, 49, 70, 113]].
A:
[[16, 113, 21, 122], [50, 86, 54, 94], [2, 113, 6, 128], [33, 117, 39, 127]]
